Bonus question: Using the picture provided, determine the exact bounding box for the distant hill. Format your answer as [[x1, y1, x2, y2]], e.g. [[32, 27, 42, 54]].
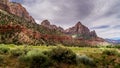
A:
[[0, 0, 107, 46], [105, 39, 120, 44]]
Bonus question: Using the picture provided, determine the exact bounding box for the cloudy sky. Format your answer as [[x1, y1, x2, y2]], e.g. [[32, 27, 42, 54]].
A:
[[10, 0, 120, 39]]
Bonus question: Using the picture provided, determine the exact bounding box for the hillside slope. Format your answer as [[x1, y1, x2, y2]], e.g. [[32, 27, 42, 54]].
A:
[[0, 0, 108, 46]]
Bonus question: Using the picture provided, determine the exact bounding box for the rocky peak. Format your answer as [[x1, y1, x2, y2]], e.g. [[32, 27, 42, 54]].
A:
[[75, 21, 82, 26], [41, 20, 57, 30], [75, 21, 90, 33], [64, 21, 99, 39], [8, 2, 35, 23], [41, 20, 64, 32], [58, 26, 64, 32], [41, 20, 51, 26], [0, 0, 35, 23], [65, 21, 90, 34], [90, 30, 97, 37]]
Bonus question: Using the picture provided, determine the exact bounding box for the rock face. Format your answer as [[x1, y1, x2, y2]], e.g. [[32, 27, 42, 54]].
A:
[[57, 26, 64, 32], [0, 0, 35, 23], [9, 2, 35, 23], [65, 21, 97, 39], [0, 0, 9, 11], [65, 22, 90, 34], [0, 0, 9, 5], [41, 20, 64, 32], [90, 30, 97, 38], [41, 20, 98, 39], [41, 20, 53, 29]]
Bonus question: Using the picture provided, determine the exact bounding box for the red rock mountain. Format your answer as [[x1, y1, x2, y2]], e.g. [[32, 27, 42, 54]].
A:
[[41, 20, 64, 32], [0, 0, 108, 46], [40, 20, 107, 45], [0, 0, 35, 23], [64, 21, 97, 39], [65, 22, 90, 34], [41, 20, 98, 39]]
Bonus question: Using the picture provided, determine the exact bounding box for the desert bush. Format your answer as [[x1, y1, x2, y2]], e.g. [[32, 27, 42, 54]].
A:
[[29, 53, 50, 68], [76, 55, 95, 66], [20, 46, 77, 68], [19, 50, 51, 68], [46, 46, 77, 64], [102, 50, 118, 56], [0, 46, 10, 54], [10, 48, 24, 57]]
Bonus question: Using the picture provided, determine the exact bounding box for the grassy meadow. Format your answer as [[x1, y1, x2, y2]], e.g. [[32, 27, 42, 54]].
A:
[[0, 44, 120, 68]]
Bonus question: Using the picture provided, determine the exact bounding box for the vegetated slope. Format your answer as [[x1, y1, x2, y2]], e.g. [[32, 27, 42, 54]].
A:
[[0, 8, 106, 46], [0, 0, 67, 45], [0, 0, 63, 35], [0, 0, 108, 46], [0, 8, 71, 45]]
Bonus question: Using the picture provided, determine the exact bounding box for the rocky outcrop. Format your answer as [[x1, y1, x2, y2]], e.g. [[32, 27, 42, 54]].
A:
[[41, 20, 99, 39], [57, 26, 64, 32], [41, 20, 64, 32], [65, 21, 98, 39], [90, 30, 97, 38], [0, 0, 9, 12], [0, 0, 35, 23], [41, 20, 56, 29], [0, 0, 9, 5], [65, 22, 90, 35], [9, 2, 35, 23]]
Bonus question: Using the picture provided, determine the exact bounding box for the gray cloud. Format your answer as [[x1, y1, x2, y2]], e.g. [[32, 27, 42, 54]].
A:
[[91, 25, 110, 29], [10, 0, 120, 39], [112, 25, 120, 29], [10, 0, 95, 28]]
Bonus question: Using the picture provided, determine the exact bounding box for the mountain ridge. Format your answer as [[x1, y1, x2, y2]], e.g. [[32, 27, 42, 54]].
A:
[[0, 0, 108, 46]]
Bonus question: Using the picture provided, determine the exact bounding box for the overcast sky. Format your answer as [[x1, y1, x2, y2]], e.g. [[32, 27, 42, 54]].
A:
[[10, 0, 120, 39]]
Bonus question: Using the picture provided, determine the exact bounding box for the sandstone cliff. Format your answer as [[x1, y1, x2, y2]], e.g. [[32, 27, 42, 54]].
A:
[[65, 21, 98, 39], [0, 0, 35, 23], [41, 20, 64, 32]]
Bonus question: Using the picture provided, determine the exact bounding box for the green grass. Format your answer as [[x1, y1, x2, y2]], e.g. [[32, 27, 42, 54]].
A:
[[0, 44, 118, 54], [0, 44, 119, 68]]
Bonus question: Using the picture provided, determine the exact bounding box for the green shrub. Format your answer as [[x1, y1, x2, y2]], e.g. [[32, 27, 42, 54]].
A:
[[19, 50, 51, 68], [102, 50, 118, 56], [22, 46, 32, 55], [19, 46, 78, 67], [19, 50, 43, 62], [76, 55, 95, 66], [46, 46, 76, 64], [115, 64, 120, 68], [29, 53, 51, 68], [0, 46, 10, 54], [10, 48, 24, 57], [114, 45, 120, 49]]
